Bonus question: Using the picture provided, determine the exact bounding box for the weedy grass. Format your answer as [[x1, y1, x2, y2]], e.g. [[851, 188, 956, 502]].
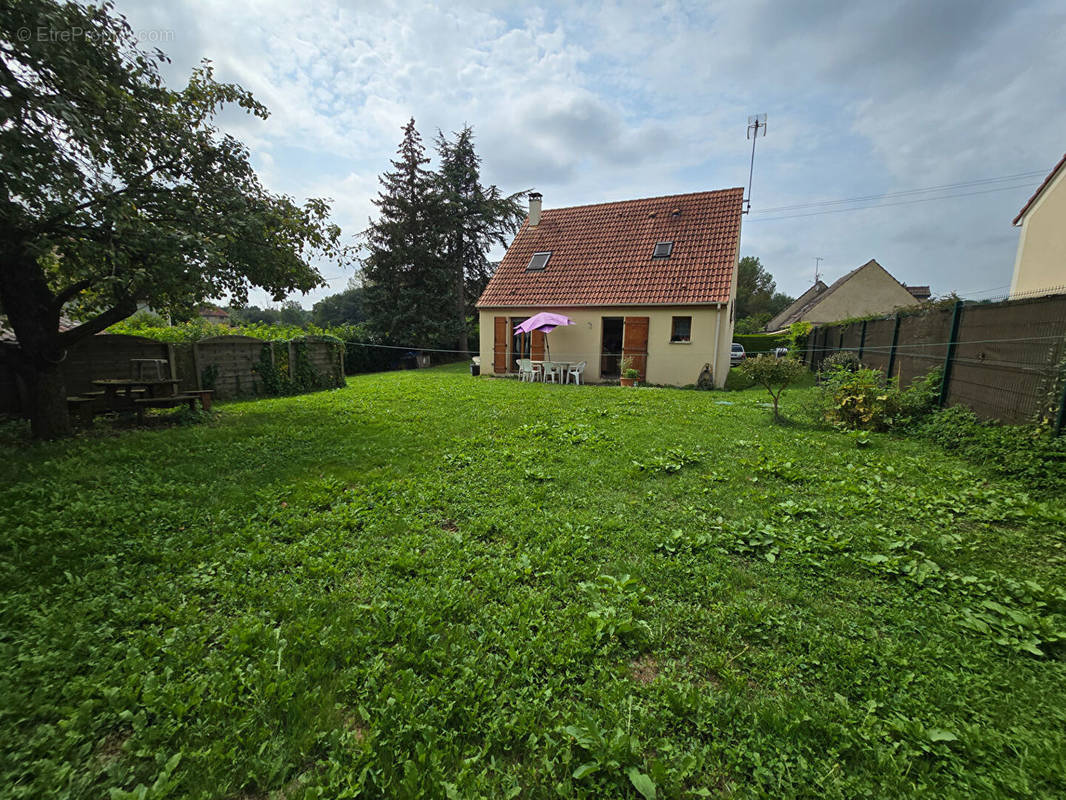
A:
[[1, 363, 1064, 799]]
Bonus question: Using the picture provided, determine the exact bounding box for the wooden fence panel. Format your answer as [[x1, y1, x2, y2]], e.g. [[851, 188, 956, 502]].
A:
[[1, 334, 349, 415], [300, 338, 343, 388], [195, 336, 265, 399], [63, 334, 171, 396], [171, 344, 199, 394]]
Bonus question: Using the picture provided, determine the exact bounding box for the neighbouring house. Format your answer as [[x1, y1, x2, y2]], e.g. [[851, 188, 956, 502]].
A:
[[903, 284, 931, 301], [1010, 152, 1066, 299], [476, 188, 744, 387], [765, 259, 920, 331], [197, 305, 230, 325]]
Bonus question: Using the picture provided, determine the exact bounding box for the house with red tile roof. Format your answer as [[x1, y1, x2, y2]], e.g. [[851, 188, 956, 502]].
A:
[[1010, 153, 1066, 299], [196, 305, 230, 325], [476, 188, 744, 387]]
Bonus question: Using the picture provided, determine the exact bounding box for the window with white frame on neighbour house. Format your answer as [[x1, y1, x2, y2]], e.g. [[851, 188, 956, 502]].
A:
[[671, 316, 692, 342]]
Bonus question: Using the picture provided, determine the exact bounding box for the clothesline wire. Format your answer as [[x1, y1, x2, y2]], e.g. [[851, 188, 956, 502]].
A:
[[337, 331, 1066, 358]]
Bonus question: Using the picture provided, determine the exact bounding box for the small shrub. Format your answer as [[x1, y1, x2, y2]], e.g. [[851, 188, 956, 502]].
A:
[[737, 355, 806, 421], [897, 369, 942, 421], [818, 366, 941, 431], [822, 367, 899, 430], [786, 321, 813, 355], [724, 367, 754, 391], [819, 351, 860, 375]]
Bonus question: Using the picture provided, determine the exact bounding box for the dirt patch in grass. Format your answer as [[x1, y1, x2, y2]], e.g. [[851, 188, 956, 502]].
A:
[[94, 729, 131, 768], [629, 654, 660, 684]]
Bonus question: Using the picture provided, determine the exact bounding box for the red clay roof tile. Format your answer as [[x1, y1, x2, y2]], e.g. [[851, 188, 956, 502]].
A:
[[476, 188, 744, 308]]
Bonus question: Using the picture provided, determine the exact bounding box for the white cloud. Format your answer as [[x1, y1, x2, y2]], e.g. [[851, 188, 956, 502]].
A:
[[112, 0, 1066, 306]]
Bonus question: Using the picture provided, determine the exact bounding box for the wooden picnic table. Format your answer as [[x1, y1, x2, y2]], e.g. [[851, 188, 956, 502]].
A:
[[91, 378, 181, 410]]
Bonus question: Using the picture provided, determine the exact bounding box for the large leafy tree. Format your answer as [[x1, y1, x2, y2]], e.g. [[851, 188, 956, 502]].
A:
[[734, 256, 794, 330], [435, 126, 525, 355], [312, 282, 365, 327], [361, 119, 451, 348], [0, 0, 344, 438]]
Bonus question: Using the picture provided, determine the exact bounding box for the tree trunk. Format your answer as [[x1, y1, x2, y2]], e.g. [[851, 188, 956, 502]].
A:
[[0, 244, 72, 438], [26, 361, 73, 439]]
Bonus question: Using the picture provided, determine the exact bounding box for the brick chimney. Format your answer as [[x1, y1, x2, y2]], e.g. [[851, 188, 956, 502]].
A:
[[528, 192, 542, 226]]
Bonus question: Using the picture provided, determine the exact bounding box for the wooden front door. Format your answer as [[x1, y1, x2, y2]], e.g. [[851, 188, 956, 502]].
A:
[[622, 316, 649, 380], [493, 316, 508, 373]]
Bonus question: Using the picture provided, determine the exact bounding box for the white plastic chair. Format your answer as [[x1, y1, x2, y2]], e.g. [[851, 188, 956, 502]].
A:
[[517, 359, 535, 382], [566, 361, 587, 386], [543, 361, 563, 383], [531, 362, 544, 382]]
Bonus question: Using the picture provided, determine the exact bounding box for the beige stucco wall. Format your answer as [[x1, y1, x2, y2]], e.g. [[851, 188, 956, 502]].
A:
[[801, 265, 917, 324], [478, 304, 734, 387], [1011, 166, 1066, 299]]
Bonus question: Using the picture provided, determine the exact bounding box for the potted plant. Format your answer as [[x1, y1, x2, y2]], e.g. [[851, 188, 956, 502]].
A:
[[620, 357, 640, 387]]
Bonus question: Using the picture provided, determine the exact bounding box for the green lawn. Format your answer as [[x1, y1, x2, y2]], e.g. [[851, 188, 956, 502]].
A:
[[1, 364, 1064, 799]]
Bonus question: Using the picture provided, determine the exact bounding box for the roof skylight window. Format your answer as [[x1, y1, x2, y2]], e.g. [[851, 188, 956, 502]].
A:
[[652, 241, 673, 259], [527, 252, 551, 271]]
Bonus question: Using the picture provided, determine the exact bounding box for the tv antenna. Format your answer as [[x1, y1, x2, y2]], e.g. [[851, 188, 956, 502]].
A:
[[814, 257, 823, 284], [743, 113, 766, 214]]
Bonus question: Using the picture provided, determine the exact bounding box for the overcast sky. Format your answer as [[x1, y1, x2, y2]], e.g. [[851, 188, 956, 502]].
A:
[[114, 0, 1066, 308]]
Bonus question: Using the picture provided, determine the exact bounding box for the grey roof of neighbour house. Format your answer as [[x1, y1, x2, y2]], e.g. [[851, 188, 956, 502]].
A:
[[765, 259, 911, 331], [904, 285, 931, 301], [0, 315, 79, 343], [765, 280, 827, 331]]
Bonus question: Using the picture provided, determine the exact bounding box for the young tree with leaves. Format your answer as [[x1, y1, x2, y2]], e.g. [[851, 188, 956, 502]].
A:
[[738, 355, 807, 423], [361, 119, 452, 348], [435, 126, 525, 355], [0, 0, 344, 438]]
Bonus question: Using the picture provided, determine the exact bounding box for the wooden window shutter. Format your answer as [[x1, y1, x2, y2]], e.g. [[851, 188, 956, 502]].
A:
[[622, 317, 650, 380], [530, 330, 546, 361], [493, 317, 508, 373]]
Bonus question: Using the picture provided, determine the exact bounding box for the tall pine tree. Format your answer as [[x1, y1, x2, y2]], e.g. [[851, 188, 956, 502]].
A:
[[361, 119, 451, 347], [435, 126, 526, 355]]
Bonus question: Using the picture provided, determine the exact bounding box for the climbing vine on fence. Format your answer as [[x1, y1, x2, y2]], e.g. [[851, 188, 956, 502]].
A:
[[253, 338, 345, 397]]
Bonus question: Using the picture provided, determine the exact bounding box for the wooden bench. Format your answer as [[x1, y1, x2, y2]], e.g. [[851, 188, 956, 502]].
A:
[[133, 393, 210, 422], [78, 388, 146, 398]]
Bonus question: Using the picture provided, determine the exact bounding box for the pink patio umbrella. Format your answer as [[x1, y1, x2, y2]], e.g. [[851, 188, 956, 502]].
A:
[[512, 312, 575, 362]]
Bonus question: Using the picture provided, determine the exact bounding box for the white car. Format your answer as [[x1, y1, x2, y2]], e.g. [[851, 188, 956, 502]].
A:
[[730, 343, 746, 366]]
